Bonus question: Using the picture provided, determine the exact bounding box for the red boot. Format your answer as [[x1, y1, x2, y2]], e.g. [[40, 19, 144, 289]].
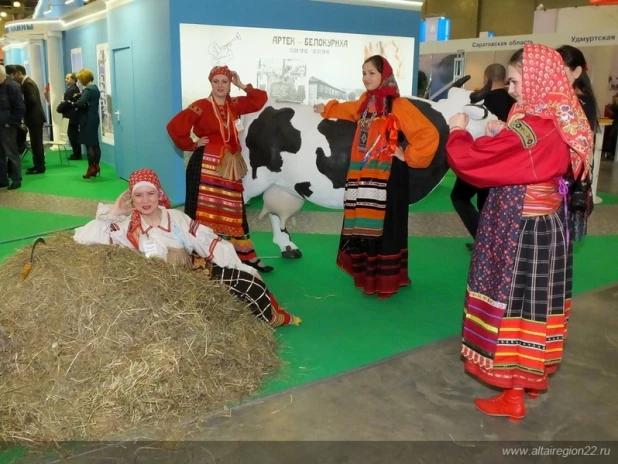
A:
[[83, 164, 98, 179], [474, 388, 526, 422]]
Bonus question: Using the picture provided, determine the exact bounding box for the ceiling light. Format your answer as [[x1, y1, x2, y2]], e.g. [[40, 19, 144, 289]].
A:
[[13, 1, 21, 7], [0, 12, 7, 18]]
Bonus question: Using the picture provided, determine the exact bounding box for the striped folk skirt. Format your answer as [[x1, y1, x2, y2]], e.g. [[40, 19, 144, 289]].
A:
[[462, 186, 572, 390], [337, 157, 410, 298], [184, 147, 258, 264]]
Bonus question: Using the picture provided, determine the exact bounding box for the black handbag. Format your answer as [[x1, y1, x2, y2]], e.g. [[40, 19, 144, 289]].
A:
[[565, 173, 593, 242]]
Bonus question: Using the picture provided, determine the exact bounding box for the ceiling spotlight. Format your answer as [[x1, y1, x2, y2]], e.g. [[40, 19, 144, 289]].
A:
[[13, 1, 21, 8], [0, 12, 7, 18]]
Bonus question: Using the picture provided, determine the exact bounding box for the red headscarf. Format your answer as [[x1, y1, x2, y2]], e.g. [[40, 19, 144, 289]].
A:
[[357, 56, 400, 116], [126, 169, 171, 249], [208, 65, 234, 82], [509, 43, 594, 179]]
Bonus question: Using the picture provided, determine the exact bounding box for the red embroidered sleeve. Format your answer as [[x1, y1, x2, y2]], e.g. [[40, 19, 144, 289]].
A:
[[446, 117, 570, 188], [166, 101, 203, 152], [206, 237, 222, 261], [231, 85, 268, 115]]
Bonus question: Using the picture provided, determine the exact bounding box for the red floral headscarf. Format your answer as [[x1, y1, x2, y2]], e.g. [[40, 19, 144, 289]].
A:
[[208, 65, 234, 82], [509, 43, 594, 179], [357, 56, 400, 117], [126, 169, 171, 249]]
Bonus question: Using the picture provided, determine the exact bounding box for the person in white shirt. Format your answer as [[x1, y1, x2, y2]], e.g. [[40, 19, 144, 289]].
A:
[[73, 168, 300, 328]]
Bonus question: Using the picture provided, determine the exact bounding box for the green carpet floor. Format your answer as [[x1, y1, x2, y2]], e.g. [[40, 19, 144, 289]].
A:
[[0, 207, 89, 244], [16, 150, 128, 201]]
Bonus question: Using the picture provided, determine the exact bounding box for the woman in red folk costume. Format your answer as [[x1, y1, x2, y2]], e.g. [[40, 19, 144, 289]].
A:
[[167, 66, 272, 273], [74, 168, 300, 328], [446, 44, 593, 422]]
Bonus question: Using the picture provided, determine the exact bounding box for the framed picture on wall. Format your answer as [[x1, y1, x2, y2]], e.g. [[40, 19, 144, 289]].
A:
[[96, 42, 114, 146], [71, 48, 83, 73]]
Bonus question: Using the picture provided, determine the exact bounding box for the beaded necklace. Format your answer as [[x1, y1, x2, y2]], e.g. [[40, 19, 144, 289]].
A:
[[209, 97, 235, 144]]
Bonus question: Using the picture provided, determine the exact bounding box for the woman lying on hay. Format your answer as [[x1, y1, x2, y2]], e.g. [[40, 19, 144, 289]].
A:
[[74, 168, 300, 328]]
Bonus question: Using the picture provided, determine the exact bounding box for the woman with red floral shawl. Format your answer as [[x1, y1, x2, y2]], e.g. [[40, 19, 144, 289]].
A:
[[314, 55, 439, 298], [73, 168, 300, 328], [167, 66, 272, 273], [446, 44, 593, 422]]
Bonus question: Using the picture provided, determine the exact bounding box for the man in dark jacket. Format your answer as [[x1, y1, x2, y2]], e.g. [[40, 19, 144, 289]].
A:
[[10, 65, 47, 174], [450, 63, 515, 251], [0, 65, 26, 190], [57, 73, 82, 160]]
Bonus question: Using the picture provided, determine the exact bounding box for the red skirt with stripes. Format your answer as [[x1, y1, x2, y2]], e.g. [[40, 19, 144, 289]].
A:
[[461, 185, 572, 391]]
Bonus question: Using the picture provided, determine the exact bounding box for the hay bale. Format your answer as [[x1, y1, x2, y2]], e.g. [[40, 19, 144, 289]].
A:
[[0, 233, 280, 442]]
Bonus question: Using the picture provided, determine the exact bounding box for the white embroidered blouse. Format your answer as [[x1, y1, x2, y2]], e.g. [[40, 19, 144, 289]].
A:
[[73, 203, 259, 276]]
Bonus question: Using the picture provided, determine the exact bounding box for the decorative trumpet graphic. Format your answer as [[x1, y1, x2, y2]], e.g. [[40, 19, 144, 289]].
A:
[[208, 33, 242, 66]]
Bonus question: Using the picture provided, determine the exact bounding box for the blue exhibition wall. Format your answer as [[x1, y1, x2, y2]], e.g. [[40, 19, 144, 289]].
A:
[[61, 0, 181, 203], [62, 18, 115, 166], [106, 0, 181, 203]]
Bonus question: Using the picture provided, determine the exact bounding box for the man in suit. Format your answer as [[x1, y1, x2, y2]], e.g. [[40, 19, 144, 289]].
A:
[[57, 73, 82, 160], [0, 65, 26, 190], [9, 65, 47, 174]]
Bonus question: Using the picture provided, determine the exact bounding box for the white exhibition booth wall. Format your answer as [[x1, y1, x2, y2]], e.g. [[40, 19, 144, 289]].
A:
[[180, 24, 417, 109]]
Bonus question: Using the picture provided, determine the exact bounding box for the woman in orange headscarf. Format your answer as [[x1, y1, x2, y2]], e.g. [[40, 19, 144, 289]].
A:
[[446, 44, 593, 422], [167, 66, 271, 272], [314, 55, 439, 299]]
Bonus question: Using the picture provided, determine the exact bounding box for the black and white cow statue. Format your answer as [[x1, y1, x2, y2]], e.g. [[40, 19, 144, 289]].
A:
[[238, 86, 497, 259]]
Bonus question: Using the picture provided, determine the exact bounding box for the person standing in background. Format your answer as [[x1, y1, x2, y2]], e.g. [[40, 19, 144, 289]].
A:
[[56, 73, 82, 161], [0, 65, 26, 190], [71, 69, 102, 179], [450, 63, 515, 251], [9, 65, 46, 175]]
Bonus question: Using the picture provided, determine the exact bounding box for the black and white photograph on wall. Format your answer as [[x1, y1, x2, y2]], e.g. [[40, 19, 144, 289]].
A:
[[180, 24, 416, 108], [256, 58, 307, 103], [96, 42, 114, 145]]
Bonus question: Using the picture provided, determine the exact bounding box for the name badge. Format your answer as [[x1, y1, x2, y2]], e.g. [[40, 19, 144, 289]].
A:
[[235, 118, 244, 133], [143, 239, 158, 258]]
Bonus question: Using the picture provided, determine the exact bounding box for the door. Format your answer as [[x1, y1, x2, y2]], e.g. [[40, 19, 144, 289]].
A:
[[111, 46, 137, 180]]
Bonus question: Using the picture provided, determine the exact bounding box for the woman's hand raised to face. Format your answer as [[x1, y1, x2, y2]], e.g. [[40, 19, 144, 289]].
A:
[[110, 190, 133, 216], [231, 72, 245, 90], [313, 103, 325, 114]]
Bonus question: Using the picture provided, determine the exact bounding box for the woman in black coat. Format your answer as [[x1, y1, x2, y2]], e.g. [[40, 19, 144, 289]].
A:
[[72, 69, 101, 179]]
